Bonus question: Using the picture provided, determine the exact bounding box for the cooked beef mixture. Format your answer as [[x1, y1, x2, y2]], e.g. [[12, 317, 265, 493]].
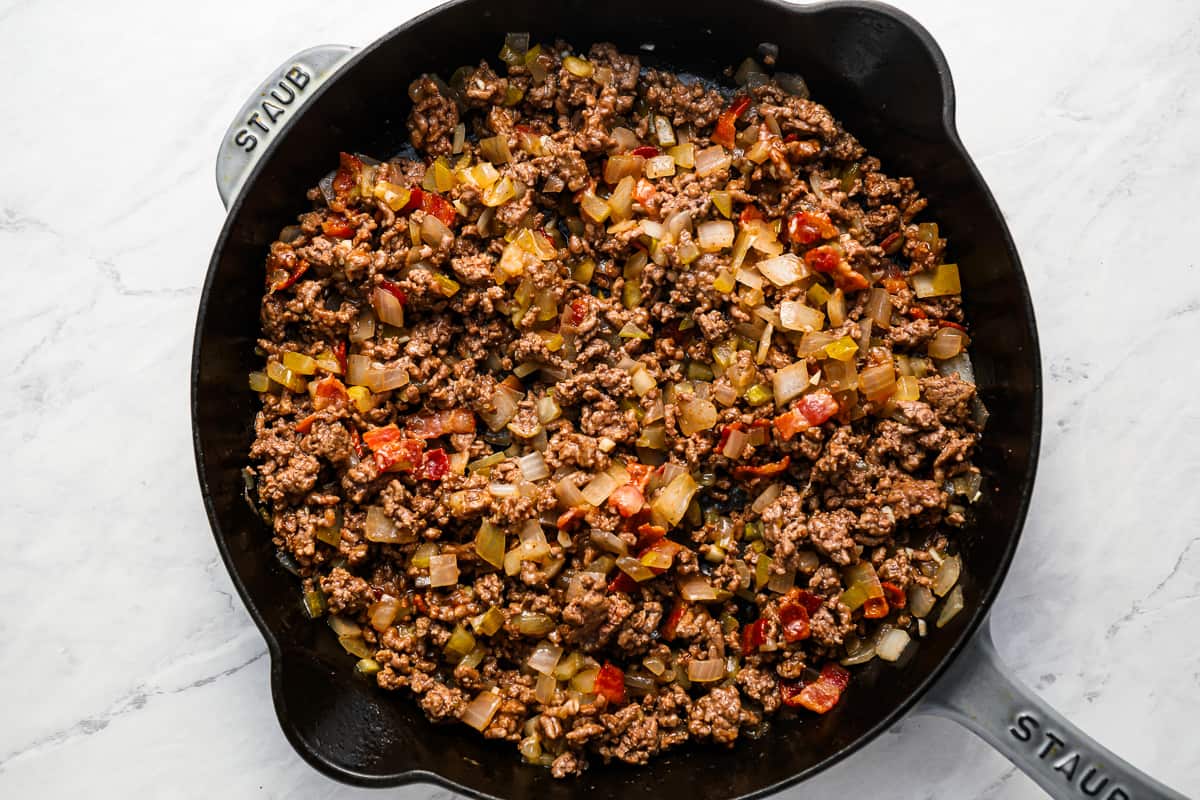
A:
[[246, 36, 980, 776]]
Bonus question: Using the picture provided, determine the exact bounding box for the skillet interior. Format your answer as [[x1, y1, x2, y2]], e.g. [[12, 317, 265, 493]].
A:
[[192, 1, 1041, 797]]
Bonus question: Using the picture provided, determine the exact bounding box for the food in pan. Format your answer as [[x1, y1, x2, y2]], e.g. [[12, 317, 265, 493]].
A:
[[245, 36, 978, 776]]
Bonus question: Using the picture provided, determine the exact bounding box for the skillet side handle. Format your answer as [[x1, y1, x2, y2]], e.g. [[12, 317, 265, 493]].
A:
[[215, 45, 355, 209], [918, 618, 1186, 799]]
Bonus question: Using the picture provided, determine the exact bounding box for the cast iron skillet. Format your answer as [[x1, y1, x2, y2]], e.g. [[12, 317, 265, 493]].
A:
[[192, 2, 1186, 797]]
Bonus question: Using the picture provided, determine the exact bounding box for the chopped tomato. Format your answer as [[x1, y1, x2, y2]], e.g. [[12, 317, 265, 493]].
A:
[[399, 185, 423, 214], [312, 377, 349, 410], [631, 145, 660, 158], [908, 307, 928, 320], [331, 152, 363, 205], [790, 589, 823, 615], [787, 211, 838, 245], [269, 261, 309, 293], [362, 425, 425, 473], [739, 205, 764, 225], [557, 507, 586, 532], [625, 463, 654, 491], [773, 409, 809, 441], [607, 572, 639, 594], [361, 424, 402, 449], [608, 484, 645, 518], [796, 389, 839, 426], [594, 663, 627, 705], [347, 425, 365, 459], [421, 192, 457, 227], [940, 320, 967, 332], [804, 244, 841, 274], [407, 408, 476, 439], [712, 95, 751, 148], [662, 600, 686, 641], [565, 298, 589, 327], [321, 215, 355, 239], [741, 618, 767, 653], [294, 413, 320, 435], [413, 447, 449, 481], [334, 341, 348, 375], [862, 596, 889, 619], [635, 522, 667, 549], [778, 601, 811, 643], [378, 279, 408, 305], [633, 178, 656, 205], [881, 581, 907, 609], [784, 663, 850, 714], [732, 455, 791, 480]]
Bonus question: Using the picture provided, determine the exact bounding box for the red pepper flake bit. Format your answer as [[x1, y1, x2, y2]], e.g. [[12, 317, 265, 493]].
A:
[[378, 279, 408, 306], [741, 617, 767, 653], [732, 455, 790, 480], [607, 572, 639, 594], [413, 447, 449, 481], [294, 413, 320, 435], [631, 145, 660, 158], [713, 95, 752, 148], [778, 601, 811, 643], [881, 582, 907, 609], [662, 600, 686, 642], [782, 663, 851, 713], [786, 211, 837, 245], [608, 483, 645, 518], [421, 192, 457, 227], [594, 662, 627, 706], [312, 377, 349, 410], [334, 341, 348, 375], [862, 595, 889, 619], [321, 215, 355, 239]]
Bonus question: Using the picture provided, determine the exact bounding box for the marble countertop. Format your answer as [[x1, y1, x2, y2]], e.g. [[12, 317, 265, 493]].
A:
[[2, 0, 1197, 796]]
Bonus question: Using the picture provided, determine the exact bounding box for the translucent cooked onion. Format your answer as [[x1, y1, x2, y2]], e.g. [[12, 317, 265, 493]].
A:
[[489, 482, 518, 498], [756, 254, 807, 286], [780, 300, 824, 332], [624, 673, 656, 695], [687, 658, 725, 683], [444, 624, 476, 661], [767, 568, 796, 594], [827, 288, 846, 327], [645, 154, 676, 179], [932, 554, 961, 596], [929, 327, 967, 360], [421, 214, 453, 247], [369, 365, 410, 393], [582, 472, 619, 506], [937, 585, 965, 628], [751, 482, 783, 513], [480, 384, 523, 431], [859, 363, 897, 402], [518, 519, 551, 562], [652, 472, 699, 527], [428, 553, 459, 587], [840, 561, 884, 611], [479, 135, 512, 164], [609, 175, 635, 222], [772, 361, 810, 405], [590, 529, 629, 556], [580, 192, 611, 223], [616, 555, 657, 582], [735, 266, 763, 290], [535, 672, 557, 703], [609, 126, 640, 152], [876, 626, 911, 662], [571, 667, 599, 693], [518, 451, 550, 482], [365, 505, 411, 543], [605, 154, 645, 183], [368, 595, 402, 631], [840, 635, 877, 666], [697, 220, 735, 251], [913, 263, 961, 298], [694, 145, 731, 177], [555, 474, 587, 508], [676, 394, 718, 436], [555, 651, 585, 680], [516, 611, 556, 636], [327, 615, 361, 637], [908, 583, 936, 618], [528, 641, 564, 675], [866, 287, 892, 327], [475, 520, 506, 568], [630, 367, 656, 397], [797, 330, 838, 357], [721, 427, 749, 459], [678, 573, 719, 602], [372, 287, 405, 327], [461, 690, 502, 731]]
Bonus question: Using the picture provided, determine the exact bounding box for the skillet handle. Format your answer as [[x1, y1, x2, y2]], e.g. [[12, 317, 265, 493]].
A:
[[215, 44, 355, 209], [917, 617, 1187, 799]]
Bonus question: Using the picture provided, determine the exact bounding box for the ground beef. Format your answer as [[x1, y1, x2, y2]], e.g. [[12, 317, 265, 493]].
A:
[[246, 38, 981, 777]]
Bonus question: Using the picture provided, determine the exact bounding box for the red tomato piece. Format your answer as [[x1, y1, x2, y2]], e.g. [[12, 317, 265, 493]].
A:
[[413, 447, 449, 481], [796, 389, 839, 426], [631, 145, 660, 158], [557, 507, 586, 532], [712, 95, 752, 148], [399, 185, 423, 214], [739, 205, 764, 224], [881, 581, 907, 609], [594, 663, 627, 706], [565, 298, 589, 327], [787, 211, 837, 245], [269, 261, 309, 293], [804, 244, 841, 274], [732, 455, 791, 480], [321, 215, 355, 239], [779, 602, 811, 643], [312, 377, 349, 410], [790, 589, 824, 615], [662, 600, 686, 642], [378, 279, 408, 305], [862, 596, 890, 619], [608, 484, 645, 518], [421, 192, 457, 227], [741, 618, 767, 653], [294, 413, 320, 435], [607, 572, 639, 594]]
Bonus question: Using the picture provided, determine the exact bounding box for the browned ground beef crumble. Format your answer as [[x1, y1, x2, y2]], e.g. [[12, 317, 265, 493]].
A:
[[247, 38, 981, 776]]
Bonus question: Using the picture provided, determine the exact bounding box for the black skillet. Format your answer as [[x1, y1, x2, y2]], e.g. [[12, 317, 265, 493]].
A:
[[192, 2, 1187, 797]]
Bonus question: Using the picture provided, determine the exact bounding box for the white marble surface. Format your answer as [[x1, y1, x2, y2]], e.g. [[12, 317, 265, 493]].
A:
[[1, 0, 1197, 797]]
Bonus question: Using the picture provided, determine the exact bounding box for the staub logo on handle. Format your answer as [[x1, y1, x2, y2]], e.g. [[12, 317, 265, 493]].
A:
[[232, 66, 312, 153], [1009, 712, 1131, 799]]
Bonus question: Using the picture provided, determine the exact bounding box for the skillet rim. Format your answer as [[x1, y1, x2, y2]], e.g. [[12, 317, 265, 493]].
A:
[[190, 1, 1044, 795]]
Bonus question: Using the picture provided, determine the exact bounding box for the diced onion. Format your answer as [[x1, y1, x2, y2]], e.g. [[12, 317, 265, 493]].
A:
[[605, 154, 645, 184], [571, 667, 598, 693], [937, 352, 976, 385], [609, 176, 635, 222], [676, 395, 718, 435], [373, 287, 405, 327], [609, 126, 639, 152], [932, 555, 961, 596], [735, 266, 763, 290], [652, 473, 699, 527], [516, 611, 556, 636], [444, 624, 476, 661], [876, 626, 911, 662], [697, 220, 735, 251], [721, 427, 749, 459], [645, 154, 676, 179], [368, 595, 402, 631], [694, 145, 730, 177], [518, 451, 550, 482], [489, 482, 518, 498], [590, 529, 629, 556], [866, 288, 892, 328], [528, 641, 564, 675], [429, 553, 459, 587], [751, 482, 783, 513], [616, 555, 657, 582], [908, 583, 936, 618], [779, 301, 825, 332], [535, 672, 557, 703], [678, 573, 719, 602], [630, 367, 657, 397], [475, 521, 506, 568], [796, 330, 838, 357], [913, 264, 961, 298], [582, 472, 619, 506], [840, 561, 884, 611], [669, 143, 695, 168], [365, 505, 412, 543], [767, 568, 796, 594], [518, 519, 552, 563], [555, 474, 588, 508], [840, 636, 877, 666], [772, 361, 810, 405], [929, 327, 967, 360], [480, 136, 512, 164], [936, 585, 965, 628], [327, 615, 361, 637], [687, 658, 725, 683], [756, 254, 807, 287], [461, 690, 503, 730], [859, 363, 897, 402], [480, 384, 523, 431]]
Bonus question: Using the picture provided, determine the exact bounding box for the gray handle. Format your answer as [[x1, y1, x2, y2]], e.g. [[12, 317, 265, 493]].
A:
[[215, 44, 356, 209], [918, 617, 1188, 799]]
